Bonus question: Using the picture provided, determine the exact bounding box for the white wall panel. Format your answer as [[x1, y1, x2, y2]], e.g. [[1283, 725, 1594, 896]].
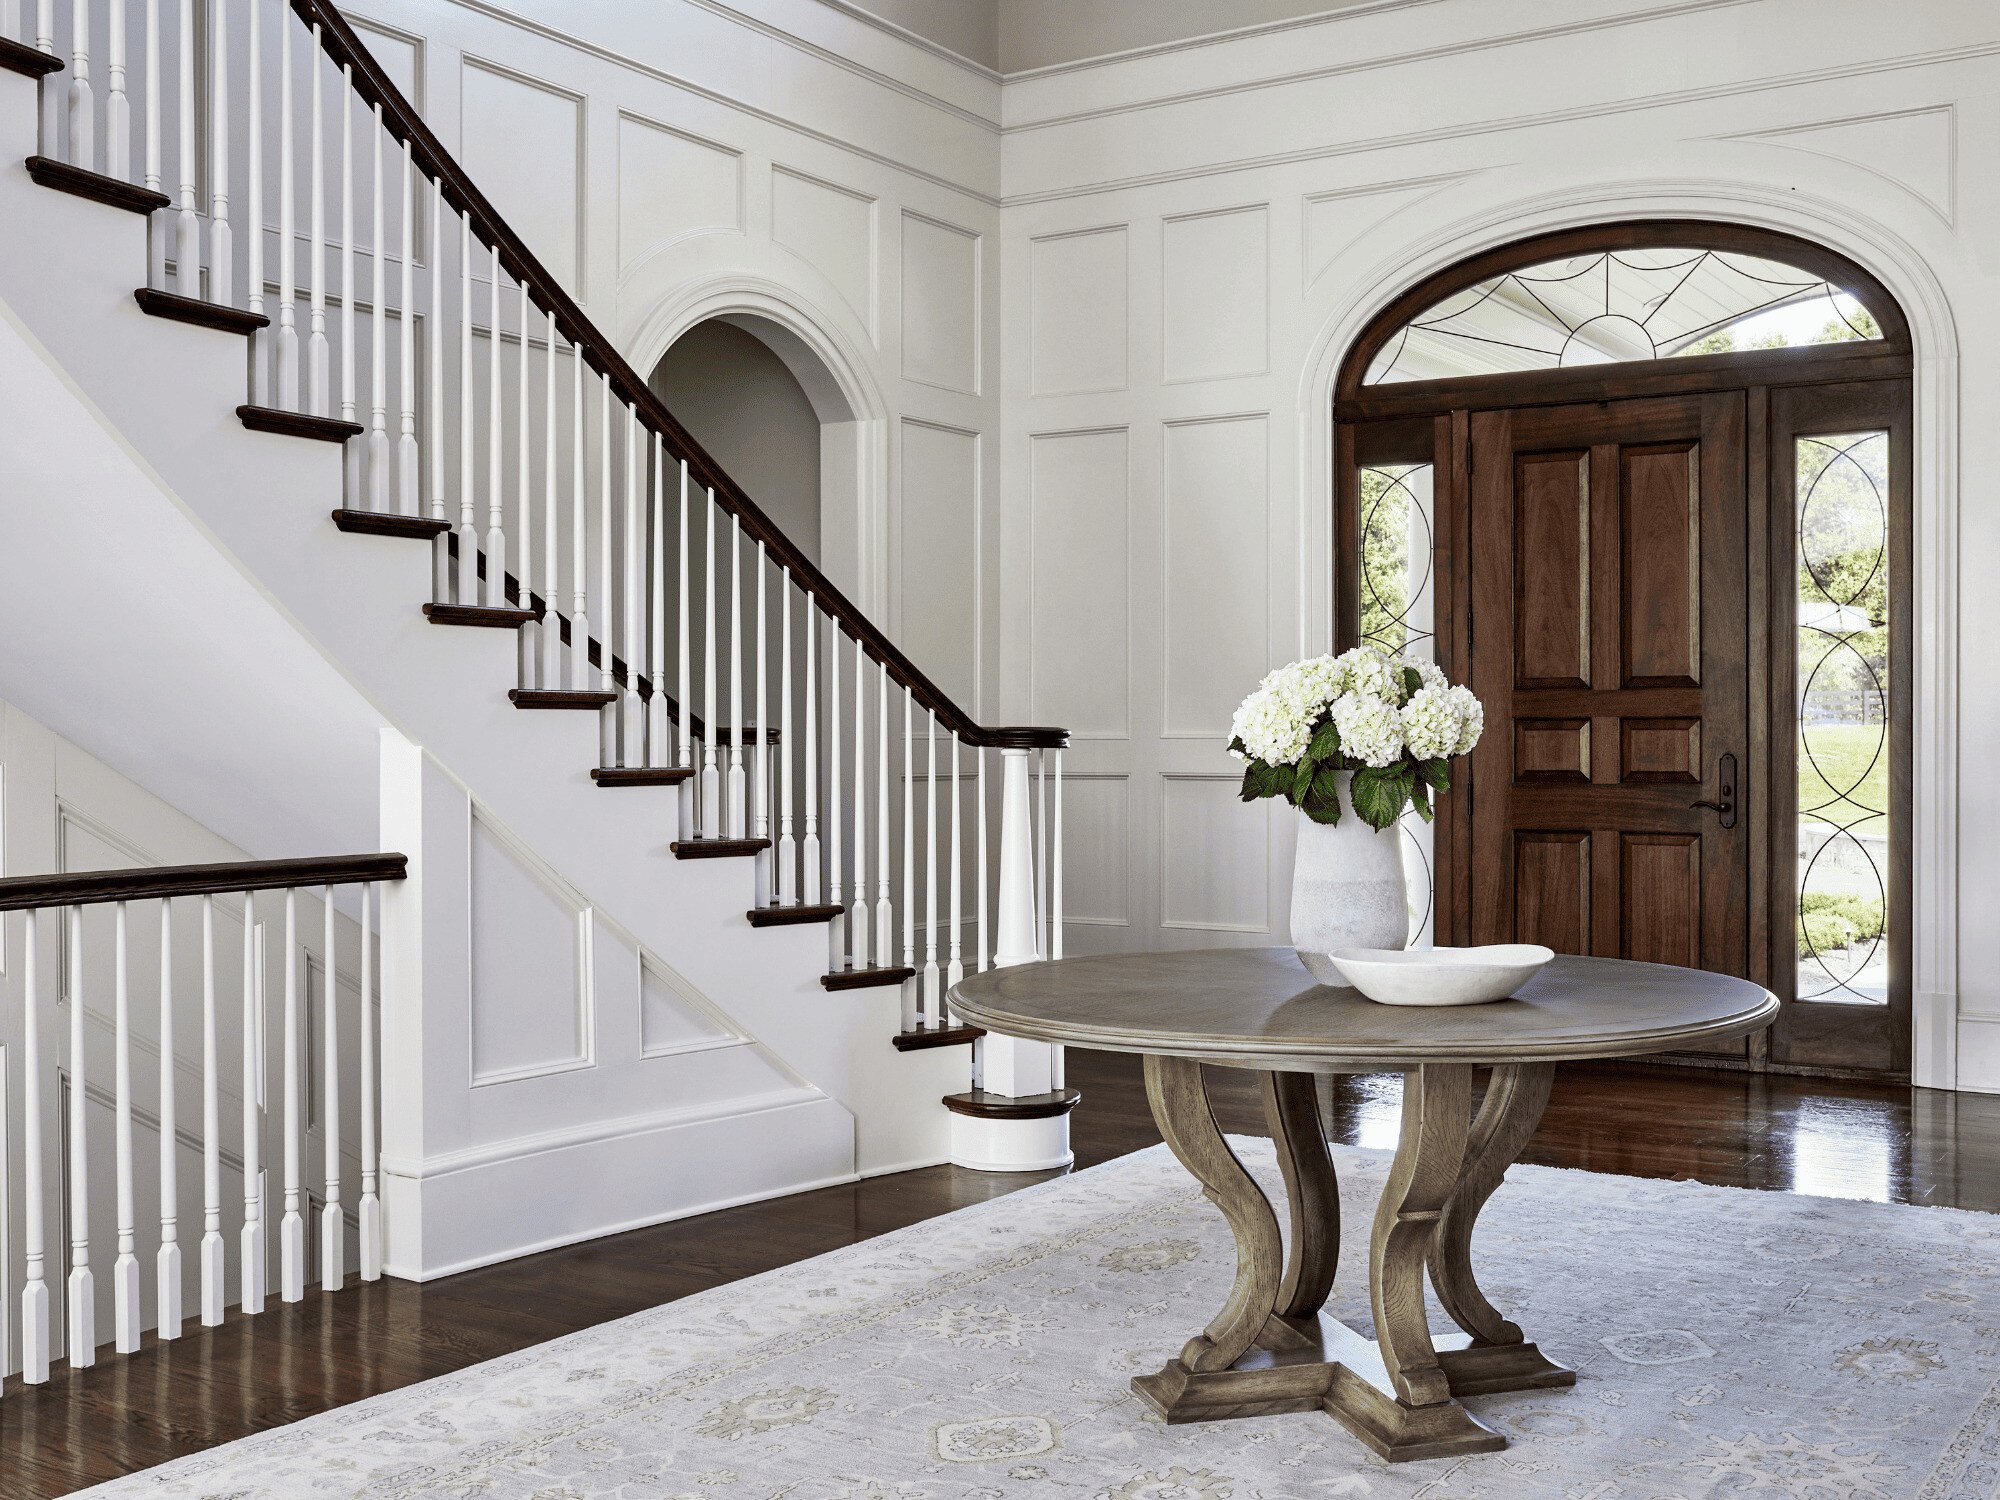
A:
[[1029, 427, 1129, 738], [1059, 774, 1130, 928], [771, 166, 878, 333], [899, 419, 981, 705], [1161, 205, 1268, 383], [901, 210, 981, 393], [617, 113, 743, 272], [1161, 414, 1269, 739], [458, 58, 584, 293], [1029, 225, 1128, 396], [468, 809, 589, 1085], [1302, 174, 1462, 290], [640, 954, 741, 1056], [1160, 775, 1269, 933]]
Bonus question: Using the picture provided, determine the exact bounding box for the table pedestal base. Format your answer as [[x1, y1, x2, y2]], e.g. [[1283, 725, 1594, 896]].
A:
[[1136, 1056, 1570, 1463]]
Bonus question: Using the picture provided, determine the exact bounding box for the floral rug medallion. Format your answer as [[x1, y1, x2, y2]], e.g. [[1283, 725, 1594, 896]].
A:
[[83, 1140, 2000, 1499]]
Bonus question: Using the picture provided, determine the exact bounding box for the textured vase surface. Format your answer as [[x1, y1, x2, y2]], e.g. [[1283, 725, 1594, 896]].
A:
[[1289, 772, 1409, 983]]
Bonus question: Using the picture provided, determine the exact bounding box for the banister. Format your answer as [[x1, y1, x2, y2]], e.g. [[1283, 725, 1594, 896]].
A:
[[291, 0, 1067, 753], [0, 853, 409, 910]]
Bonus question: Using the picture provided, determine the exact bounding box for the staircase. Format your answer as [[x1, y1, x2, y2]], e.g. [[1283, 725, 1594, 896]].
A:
[[0, 0, 1067, 1388]]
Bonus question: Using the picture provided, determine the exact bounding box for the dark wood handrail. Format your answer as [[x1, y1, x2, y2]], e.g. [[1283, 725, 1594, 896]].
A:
[[0, 853, 408, 911], [293, 0, 1065, 753]]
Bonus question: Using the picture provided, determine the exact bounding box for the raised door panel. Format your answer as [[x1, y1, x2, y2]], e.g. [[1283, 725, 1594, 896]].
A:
[[1513, 831, 1590, 954], [1620, 442, 1701, 687], [1619, 833, 1702, 967], [1512, 452, 1590, 689], [1515, 718, 1591, 784]]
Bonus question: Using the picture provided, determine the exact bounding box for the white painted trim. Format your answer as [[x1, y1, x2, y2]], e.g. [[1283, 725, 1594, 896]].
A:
[[803, 0, 1002, 83], [1296, 172, 1959, 1086]]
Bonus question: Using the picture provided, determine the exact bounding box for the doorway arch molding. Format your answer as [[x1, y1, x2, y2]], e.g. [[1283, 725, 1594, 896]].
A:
[[1297, 172, 1959, 1088], [626, 272, 893, 619]]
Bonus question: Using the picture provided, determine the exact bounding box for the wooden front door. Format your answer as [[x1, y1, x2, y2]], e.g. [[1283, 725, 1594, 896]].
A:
[[1466, 393, 1752, 1042]]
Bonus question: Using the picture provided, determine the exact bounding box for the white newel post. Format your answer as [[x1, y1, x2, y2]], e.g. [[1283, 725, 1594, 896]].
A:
[[951, 745, 1072, 1173]]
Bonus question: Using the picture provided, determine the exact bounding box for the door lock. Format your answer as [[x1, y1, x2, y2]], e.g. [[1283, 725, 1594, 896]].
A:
[[1691, 752, 1738, 829]]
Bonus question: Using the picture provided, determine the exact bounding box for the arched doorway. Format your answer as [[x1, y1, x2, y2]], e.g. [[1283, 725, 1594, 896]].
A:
[[1334, 222, 1913, 1077]]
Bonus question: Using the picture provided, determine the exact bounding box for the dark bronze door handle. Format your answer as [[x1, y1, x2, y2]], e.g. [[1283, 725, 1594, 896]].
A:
[[1691, 752, 1738, 829]]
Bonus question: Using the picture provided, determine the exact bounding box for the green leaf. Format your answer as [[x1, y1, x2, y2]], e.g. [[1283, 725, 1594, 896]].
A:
[[1402, 666, 1425, 702], [1228, 736, 1248, 757], [1303, 767, 1344, 825], [1242, 761, 1285, 801], [1415, 757, 1451, 792], [1409, 780, 1434, 824], [1307, 719, 1342, 764], [1291, 759, 1316, 805], [1350, 764, 1412, 831]]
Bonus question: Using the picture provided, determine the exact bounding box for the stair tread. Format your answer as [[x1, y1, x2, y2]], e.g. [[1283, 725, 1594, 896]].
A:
[[821, 965, 915, 991], [670, 838, 771, 859], [332, 509, 451, 540], [591, 766, 694, 786], [510, 688, 617, 709], [894, 1024, 986, 1052], [746, 904, 844, 927], [0, 38, 64, 79], [134, 287, 268, 334], [25, 155, 169, 213], [237, 404, 365, 442], [423, 602, 542, 627], [941, 1085, 1080, 1116]]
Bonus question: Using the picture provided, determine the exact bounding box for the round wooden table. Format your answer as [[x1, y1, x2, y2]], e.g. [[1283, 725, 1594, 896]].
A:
[[948, 946, 1778, 1463]]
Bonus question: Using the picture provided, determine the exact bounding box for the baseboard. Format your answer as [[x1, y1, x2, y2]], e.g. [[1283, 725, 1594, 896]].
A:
[[382, 1090, 855, 1279], [1953, 1015, 2000, 1095]]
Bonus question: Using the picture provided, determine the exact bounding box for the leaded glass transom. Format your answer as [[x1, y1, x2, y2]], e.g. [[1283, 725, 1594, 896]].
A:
[[1795, 431, 1890, 1005], [1366, 248, 1882, 385]]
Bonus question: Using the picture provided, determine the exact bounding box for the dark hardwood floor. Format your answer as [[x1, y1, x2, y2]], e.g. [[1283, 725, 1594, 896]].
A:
[[7, 1051, 1997, 1496]]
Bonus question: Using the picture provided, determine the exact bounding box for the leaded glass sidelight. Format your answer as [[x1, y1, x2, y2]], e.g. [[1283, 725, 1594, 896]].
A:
[[1796, 432, 1890, 1004], [1358, 462, 1436, 944], [1366, 248, 1883, 385]]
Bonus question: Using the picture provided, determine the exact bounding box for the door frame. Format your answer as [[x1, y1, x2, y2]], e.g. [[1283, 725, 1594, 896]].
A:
[[1332, 221, 1915, 1079]]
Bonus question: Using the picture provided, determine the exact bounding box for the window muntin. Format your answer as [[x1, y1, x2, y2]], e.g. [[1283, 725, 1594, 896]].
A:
[[1366, 248, 1882, 386]]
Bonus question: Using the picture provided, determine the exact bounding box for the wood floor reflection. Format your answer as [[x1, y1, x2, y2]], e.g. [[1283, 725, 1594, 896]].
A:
[[5, 1052, 1995, 1495]]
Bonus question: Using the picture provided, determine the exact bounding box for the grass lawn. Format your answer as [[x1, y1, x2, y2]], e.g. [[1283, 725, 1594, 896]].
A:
[[1798, 722, 1889, 821]]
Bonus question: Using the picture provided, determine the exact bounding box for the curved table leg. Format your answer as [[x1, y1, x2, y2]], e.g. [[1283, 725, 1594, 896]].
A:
[[1260, 1070, 1338, 1321], [1426, 1062, 1576, 1396], [1144, 1054, 1281, 1374], [1370, 1062, 1471, 1409]]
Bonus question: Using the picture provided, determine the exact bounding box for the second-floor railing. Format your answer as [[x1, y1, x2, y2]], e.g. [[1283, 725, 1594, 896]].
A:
[[6, 0, 1068, 1031]]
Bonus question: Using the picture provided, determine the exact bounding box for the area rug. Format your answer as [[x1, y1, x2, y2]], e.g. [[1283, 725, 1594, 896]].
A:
[[84, 1139, 2000, 1499]]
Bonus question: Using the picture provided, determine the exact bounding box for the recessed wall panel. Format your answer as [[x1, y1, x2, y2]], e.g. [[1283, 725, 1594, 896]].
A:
[[1162, 776, 1268, 932], [1030, 226, 1128, 396], [772, 167, 876, 331], [901, 211, 980, 393], [1163, 415, 1268, 738], [899, 419, 979, 708], [1030, 428, 1129, 738], [1162, 205, 1268, 383], [1062, 775, 1130, 926], [468, 811, 588, 1083], [617, 114, 742, 272], [460, 60, 583, 292]]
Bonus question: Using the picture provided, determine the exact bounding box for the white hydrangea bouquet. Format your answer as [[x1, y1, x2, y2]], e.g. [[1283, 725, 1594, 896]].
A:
[[1228, 648, 1484, 832]]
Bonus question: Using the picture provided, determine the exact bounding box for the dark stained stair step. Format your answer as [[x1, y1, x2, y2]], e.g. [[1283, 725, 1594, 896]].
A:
[[25, 155, 168, 213], [510, 689, 617, 709], [670, 838, 770, 860], [895, 1025, 985, 1052], [0, 38, 64, 78], [237, 405, 364, 443], [746, 904, 843, 927], [423, 602, 542, 628], [134, 287, 268, 335], [333, 509, 451, 540], [821, 965, 915, 992], [591, 767, 693, 786], [941, 1086, 1081, 1117]]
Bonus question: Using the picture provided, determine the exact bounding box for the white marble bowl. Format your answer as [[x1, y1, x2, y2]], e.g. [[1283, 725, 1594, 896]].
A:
[[1325, 944, 1555, 1007]]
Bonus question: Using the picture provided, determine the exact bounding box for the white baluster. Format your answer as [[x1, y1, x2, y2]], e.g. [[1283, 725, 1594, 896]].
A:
[[948, 733, 964, 993], [753, 540, 769, 899], [977, 745, 990, 973], [597, 373, 614, 735], [20, 912, 49, 1383], [112, 903, 139, 1353], [397, 141, 418, 514], [995, 750, 1039, 968], [568, 346, 588, 686], [924, 710, 941, 1021], [306, 27, 329, 416], [455, 213, 475, 604], [67, 0, 93, 172], [429, 180, 447, 597], [800, 600, 818, 899], [366, 96, 387, 511], [622, 408, 642, 760], [486, 246, 505, 607], [342, 73, 359, 509], [359, 883, 381, 1282], [876, 660, 893, 965], [66, 906, 93, 1368], [199, 895, 224, 1326], [902, 686, 917, 1029], [648, 432, 668, 761], [851, 635, 868, 967], [820, 597, 836, 935], [516, 283, 532, 684], [320, 887, 342, 1293], [677, 462, 692, 779], [35, 1, 56, 157], [727, 515, 745, 836], [175, 1, 199, 296], [240, 896, 263, 1316], [279, 888, 303, 1303], [245, 0, 263, 400], [207, 0, 230, 304], [275, 9, 297, 408], [541, 311, 560, 688], [144, 0, 159, 287], [156, 899, 181, 1341], [1037, 751, 1050, 964], [700, 488, 720, 837], [1052, 749, 1065, 963], [780, 579, 798, 905], [104, 0, 125, 177]]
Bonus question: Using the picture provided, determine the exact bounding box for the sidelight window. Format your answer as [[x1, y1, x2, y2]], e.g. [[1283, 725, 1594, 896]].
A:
[[1795, 431, 1891, 1005]]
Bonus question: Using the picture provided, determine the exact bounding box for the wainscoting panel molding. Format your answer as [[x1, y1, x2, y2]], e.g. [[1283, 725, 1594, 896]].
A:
[[617, 112, 745, 273], [1161, 205, 1269, 384], [1160, 774, 1271, 934], [897, 419, 983, 710], [1160, 413, 1271, 740], [899, 210, 982, 394], [770, 166, 879, 336], [1028, 426, 1131, 739], [458, 56, 586, 293], [1028, 224, 1129, 396]]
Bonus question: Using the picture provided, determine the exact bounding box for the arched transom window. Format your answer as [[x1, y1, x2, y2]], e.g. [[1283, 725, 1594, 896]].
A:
[[1364, 247, 1884, 385]]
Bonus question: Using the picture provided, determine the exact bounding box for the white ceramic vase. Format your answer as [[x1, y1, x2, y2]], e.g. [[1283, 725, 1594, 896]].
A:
[[1289, 771, 1409, 984]]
